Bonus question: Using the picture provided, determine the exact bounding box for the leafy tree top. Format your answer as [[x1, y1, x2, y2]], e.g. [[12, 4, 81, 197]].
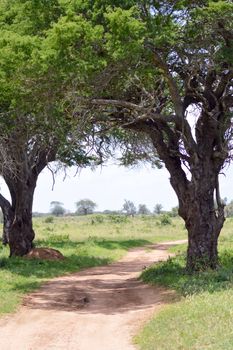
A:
[[76, 199, 97, 215]]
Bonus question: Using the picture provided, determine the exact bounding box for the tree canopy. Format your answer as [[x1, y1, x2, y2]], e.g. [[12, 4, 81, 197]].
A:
[[76, 199, 97, 215], [0, 0, 110, 255], [122, 200, 137, 216], [50, 201, 66, 216], [66, 0, 232, 270], [0, 0, 232, 270]]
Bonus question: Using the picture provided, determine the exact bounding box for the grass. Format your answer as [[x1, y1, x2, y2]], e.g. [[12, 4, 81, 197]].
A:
[[136, 218, 233, 350], [0, 214, 186, 315], [33, 214, 186, 243], [136, 292, 233, 350]]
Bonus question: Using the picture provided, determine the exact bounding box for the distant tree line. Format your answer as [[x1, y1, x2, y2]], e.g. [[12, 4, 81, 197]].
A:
[[34, 198, 180, 218], [38, 198, 233, 219]]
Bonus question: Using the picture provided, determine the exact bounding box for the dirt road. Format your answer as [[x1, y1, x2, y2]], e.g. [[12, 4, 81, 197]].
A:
[[0, 240, 186, 350]]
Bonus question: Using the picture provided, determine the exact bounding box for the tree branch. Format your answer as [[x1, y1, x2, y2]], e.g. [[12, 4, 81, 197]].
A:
[[89, 98, 176, 123], [215, 71, 233, 99], [147, 48, 183, 117], [32, 148, 57, 176]]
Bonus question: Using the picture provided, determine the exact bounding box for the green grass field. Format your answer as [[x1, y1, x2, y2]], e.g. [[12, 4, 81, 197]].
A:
[[0, 214, 186, 315], [136, 218, 233, 350]]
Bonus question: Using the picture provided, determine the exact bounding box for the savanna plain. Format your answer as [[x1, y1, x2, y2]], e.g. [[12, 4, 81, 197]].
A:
[[1, 214, 233, 349]]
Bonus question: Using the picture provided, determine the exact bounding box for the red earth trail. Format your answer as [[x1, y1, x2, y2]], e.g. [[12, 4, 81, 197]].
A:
[[0, 240, 186, 350]]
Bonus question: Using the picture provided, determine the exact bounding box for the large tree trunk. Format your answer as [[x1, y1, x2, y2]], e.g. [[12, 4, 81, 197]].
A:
[[0, 143, 57, 256], [8, 176, 37, 257], [1, 174, 37, 257], [173, 167, 225, 271], [179, 185, 224, 271], [186, 214, 222, 271], [149, 128, 225, 271]]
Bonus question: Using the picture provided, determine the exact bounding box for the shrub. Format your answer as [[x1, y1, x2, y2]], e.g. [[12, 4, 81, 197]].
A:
[[159, 214, 172, 226], [91, 215, 105, 224], [108, 215, 128, 224], [44, 216, 54, 224]]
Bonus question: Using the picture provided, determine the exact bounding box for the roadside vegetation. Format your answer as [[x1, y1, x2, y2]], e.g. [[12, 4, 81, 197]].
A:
[[0, 214, 185, 315], [136, 218, 233, 350]]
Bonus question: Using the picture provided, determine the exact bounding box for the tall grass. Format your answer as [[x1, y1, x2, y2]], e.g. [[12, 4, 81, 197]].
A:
[[33, 214, 186, 243]]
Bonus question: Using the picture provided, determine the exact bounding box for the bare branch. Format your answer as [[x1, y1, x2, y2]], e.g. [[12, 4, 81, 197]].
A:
[[146, 47, 183, 117], [89, 98, 175, 123]]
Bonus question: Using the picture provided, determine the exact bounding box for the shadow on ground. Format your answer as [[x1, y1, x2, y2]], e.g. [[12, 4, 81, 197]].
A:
[[0, 238, 153, 298], [23, 243, 181, 315]]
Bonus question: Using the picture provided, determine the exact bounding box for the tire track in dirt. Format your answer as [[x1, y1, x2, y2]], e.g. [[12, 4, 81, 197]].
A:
[[0, 240, 186, 350]]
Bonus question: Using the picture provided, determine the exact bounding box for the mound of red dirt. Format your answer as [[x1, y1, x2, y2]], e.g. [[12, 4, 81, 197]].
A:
[[25, 247, 64, 260]]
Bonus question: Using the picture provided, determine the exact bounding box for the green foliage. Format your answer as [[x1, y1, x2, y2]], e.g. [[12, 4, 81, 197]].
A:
[[122, 199, 137, 216], [169, 206, 179, 217], [159, 214, 172, 226], [138, 204, 150, 215], [154, 204, 163, 215], [141, 249, 233, 296], [44, 216, 54, 224], [0, 0, 110, 181], [0, 0, 232, 178], [50, 201, 65, 216], [91, 215, 105, 224], [108, 214, 129, 224], [104, 6, 145, 60], [76, 199, 97, 215]]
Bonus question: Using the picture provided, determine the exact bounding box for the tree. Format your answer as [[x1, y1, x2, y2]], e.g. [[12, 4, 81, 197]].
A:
[[154, 204, 163, 215], [0, 1, 105, 256], [1, 1, 232, 271], [76, 199, 97, 215], [170, 206, 179, 218], [122, 200, 137, 217], [50, 201, 65, 217], [138, 204, 150, 215], [65, 1, 232, 271]]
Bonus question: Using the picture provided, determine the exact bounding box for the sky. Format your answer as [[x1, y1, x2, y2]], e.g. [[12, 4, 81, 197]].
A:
[[0, 162, 233, 214]]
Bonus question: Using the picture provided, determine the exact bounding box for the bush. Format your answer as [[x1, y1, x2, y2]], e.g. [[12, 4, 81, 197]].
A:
[[91, 215, 105, 224], [108, 215, 129, 224], [159, 214, 172, 226], [44, 216, 54, 224]]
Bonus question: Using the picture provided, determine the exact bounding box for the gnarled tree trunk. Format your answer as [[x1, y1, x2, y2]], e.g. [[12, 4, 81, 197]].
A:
[[149, 124, 226, 271], [178, 178, 225, 271], [7, 176, 37, 257], [0, 148, 57, 257]]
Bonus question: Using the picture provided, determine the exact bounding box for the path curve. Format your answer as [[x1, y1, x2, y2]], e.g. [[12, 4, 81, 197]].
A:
[[0, 240, 186, 350]]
